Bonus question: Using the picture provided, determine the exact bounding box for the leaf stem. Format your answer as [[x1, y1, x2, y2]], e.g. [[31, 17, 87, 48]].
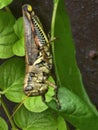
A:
[[1, 97, 18, 130], [51, 0, 59, 38], [5, 6, 12, 14]]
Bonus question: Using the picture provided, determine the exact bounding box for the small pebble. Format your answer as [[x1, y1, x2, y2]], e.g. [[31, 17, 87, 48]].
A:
[[89, 50, 98, 59]]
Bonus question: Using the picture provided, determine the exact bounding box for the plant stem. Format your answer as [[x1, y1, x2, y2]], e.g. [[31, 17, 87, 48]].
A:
[[1, 97, 17, 130], [5, 6, 12, 14], [51, 0, 59, 38]]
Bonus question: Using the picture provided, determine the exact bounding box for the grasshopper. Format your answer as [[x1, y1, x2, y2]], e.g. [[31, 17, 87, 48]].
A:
[[22, 4, 59, 105]]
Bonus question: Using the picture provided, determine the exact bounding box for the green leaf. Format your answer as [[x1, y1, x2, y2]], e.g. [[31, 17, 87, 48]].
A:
[[0, 0, 13, 9], [0, 11, 18, 58], [13, 37, 25, 56], [0, 57, 25, 102], [49, 87, 98, 130], [52, 0, 90, 105], [23, 96, 48, 112], [13, 17, 25, 56], [59, 87, 98, 130], [14, 17, 24, 39], [14, 106, 58, 130], [50, 0, 98, 130], [57, 116, 67, 130], [0, 117, 8, 130]]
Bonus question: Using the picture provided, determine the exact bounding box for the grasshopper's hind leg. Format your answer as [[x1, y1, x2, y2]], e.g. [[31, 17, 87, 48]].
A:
[[41, 94, 46, 103]]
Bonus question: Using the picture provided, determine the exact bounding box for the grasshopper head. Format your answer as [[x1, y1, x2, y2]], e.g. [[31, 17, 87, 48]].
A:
[[22, 4, 35, 15]]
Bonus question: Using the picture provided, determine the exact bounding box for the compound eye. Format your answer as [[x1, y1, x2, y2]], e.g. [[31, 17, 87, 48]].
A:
[[27, 5, 32, 12]]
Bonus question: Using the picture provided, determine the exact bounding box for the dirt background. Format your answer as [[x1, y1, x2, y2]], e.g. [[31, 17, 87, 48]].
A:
[[0, 0, 98, 130], [66, 0, 98, 109]]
